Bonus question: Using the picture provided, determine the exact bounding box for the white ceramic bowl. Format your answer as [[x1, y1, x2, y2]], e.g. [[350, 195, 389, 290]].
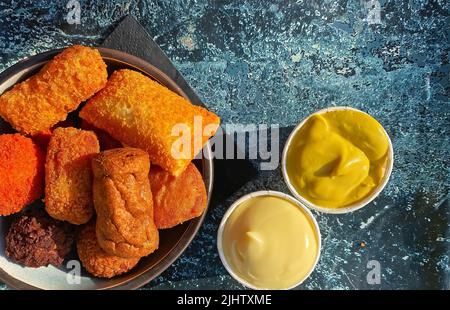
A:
[[282, 106, 394, 214], [217, 190, 321, 290]]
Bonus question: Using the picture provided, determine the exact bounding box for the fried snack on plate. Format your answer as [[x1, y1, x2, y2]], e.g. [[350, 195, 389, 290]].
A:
[[6, 207, 74, 268], [45, 127, 99, 224], [0, 45, 107, 135], [77, 222, 139, 278], [150, 163, 207, 229], [0, 134, 44, 216], [92, 148, 158, 258], [79, 69, 220, 176]]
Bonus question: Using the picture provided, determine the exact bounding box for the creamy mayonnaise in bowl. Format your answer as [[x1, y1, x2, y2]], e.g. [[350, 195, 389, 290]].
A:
[[217, 191, 321, 290]]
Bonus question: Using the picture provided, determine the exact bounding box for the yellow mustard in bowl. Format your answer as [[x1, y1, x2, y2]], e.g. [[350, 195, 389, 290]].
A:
[[219, 193, 320, 290], [285, 108, 390, 209]]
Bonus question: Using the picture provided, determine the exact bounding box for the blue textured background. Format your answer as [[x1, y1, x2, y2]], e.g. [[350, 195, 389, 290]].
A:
[[0, 0, 449, 289]]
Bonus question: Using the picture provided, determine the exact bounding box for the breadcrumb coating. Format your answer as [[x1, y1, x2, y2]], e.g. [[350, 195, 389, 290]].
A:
[[5, 207, 74, 268], [0, 134, 44, 216], [0, 45, 107, 135], [45, 127, 99, 225]]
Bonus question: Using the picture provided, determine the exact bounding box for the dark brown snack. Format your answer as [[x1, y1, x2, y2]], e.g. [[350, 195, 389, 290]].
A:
[[45, 127, 100, 225], [150, 163, 207, 229], [5, 208, 74, 268], [77, 222, 139, 278], [92, 148, 159, 258]]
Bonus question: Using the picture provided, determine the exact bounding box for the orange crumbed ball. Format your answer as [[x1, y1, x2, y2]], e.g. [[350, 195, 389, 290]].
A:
[[0, 134, 45, 216], [0, 45, 108, 135]]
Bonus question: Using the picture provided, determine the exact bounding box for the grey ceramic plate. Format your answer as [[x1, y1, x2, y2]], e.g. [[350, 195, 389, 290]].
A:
[[0, 47, 214, 290]]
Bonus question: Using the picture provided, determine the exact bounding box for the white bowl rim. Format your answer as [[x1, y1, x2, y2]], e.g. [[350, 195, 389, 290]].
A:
[[217, 190, 322, 290], [281, 106, 394, 214]]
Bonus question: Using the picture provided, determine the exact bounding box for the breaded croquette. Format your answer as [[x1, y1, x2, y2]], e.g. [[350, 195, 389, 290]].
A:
[[45, 127, 99, 225], [149, 163, 207, 229], [0, 45, 107, 135], [92, 148, 158, 258], [0, 134, 44, 216], [80, 69, 220, 176], [77, 222, 139, 278]]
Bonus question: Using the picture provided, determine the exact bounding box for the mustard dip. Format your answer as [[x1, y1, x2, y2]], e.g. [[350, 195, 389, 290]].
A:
[[285, 109, 389, 208], [221, 195, 319, 289]]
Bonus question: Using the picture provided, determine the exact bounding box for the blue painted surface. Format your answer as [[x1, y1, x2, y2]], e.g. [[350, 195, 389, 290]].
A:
[[0, 0, 449, 289]]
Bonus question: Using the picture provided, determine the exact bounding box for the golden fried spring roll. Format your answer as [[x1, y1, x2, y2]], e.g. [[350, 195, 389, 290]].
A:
[[45, 127, 99, 225], [92, 148, 158, 258], [79, 69, 220, 176], [0, 45, 107, 135]]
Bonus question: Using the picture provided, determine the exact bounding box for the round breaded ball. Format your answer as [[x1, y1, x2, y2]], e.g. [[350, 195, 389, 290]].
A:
[[5, 208, 74, 267], [77, 222, 140, 278], [0, 134, 45, 216]]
